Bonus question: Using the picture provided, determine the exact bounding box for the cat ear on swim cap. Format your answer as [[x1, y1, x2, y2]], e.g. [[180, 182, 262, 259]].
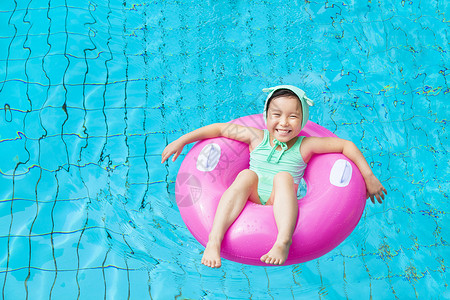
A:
[[263, 85, 314, 130]]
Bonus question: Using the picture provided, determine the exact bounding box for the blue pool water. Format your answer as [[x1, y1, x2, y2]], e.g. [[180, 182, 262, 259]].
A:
[[0, 0, 448, 299]]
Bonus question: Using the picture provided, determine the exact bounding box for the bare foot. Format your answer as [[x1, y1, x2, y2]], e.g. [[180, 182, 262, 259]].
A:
[[201, 240, 222, 268], [260, 240, 292, 265]]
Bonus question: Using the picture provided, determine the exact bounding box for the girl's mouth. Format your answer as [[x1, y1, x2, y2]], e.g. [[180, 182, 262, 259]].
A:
[[276, 129, 291, 135]]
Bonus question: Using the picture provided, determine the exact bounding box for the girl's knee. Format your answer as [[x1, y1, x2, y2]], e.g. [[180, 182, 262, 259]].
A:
[[234, 169, 258, 187], [273, 172, 294, 185], [237, 169, 258, 180], [272, 172, 298, 205]]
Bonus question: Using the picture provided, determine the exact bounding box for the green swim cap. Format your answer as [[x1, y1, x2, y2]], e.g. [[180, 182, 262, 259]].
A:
[[263, 85, 314, 130]]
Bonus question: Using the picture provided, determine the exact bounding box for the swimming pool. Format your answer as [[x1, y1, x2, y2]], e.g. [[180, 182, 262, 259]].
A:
[[0, 0, 448, 298]]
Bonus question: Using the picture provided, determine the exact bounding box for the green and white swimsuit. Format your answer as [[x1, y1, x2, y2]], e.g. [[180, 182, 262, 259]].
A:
[[249, 130, 307, 205]]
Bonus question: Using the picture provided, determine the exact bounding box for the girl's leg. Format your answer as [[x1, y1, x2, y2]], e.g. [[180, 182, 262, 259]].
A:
[[260, 171, 298, 265], [202, 169, 259, 268]]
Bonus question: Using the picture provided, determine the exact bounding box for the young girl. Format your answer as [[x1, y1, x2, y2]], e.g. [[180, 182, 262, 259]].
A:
[[161, 85, 387, 268]]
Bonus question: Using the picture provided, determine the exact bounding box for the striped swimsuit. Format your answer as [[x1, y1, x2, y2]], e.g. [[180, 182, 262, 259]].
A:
[[249, 130, 307, 205]]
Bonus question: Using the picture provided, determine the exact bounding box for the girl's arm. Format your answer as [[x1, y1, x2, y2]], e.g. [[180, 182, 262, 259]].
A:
[[161, 123, 261, 163], [301, 137, 387, 204]]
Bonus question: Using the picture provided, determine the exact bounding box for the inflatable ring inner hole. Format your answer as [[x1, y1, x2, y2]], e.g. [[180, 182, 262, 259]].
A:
[[297, 178, 308, 199]]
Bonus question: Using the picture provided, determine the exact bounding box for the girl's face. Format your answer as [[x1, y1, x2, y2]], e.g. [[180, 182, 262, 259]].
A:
[[266, 96, 302, 144]]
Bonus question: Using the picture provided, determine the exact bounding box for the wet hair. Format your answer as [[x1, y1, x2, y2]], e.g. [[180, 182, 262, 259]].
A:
[[265, 88, 301, 116]]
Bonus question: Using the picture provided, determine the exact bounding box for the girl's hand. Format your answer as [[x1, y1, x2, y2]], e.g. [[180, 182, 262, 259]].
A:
[[161, 139, 185, 163], [364, 173, 387, 204]]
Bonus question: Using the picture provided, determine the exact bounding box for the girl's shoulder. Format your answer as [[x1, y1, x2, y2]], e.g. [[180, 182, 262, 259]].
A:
[[299, 136, 323, 163], [248, 128, 265, 152], [301, 136, 317, 144]]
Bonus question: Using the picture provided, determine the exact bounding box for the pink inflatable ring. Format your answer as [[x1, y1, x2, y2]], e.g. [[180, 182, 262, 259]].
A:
[[175, 114, 366, 266]]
